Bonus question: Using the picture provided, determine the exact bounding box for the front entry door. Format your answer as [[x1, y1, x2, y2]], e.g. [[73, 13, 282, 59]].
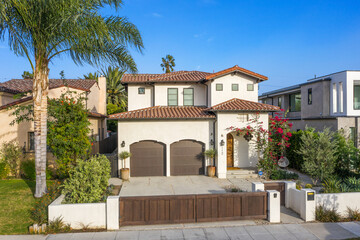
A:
[[227, 133, 234, 167]]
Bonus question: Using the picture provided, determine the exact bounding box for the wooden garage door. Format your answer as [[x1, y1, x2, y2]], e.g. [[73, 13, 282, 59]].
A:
[[170, 140, 204, 176], [130, 141, 165, 177]]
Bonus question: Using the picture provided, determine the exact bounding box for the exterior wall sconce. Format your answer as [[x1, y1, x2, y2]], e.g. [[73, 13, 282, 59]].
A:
[[220, 139, 225, 146], [121, 141, 125, 147]]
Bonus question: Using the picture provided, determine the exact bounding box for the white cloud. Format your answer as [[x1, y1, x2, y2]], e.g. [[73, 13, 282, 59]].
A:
[[152, 12, 163, 18]]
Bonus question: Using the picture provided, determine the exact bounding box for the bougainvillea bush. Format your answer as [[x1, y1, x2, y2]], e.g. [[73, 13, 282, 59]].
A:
[[230, 110, 293, 179]]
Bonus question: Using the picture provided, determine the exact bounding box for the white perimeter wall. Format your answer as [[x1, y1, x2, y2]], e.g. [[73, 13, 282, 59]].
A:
[[316, 192, 360, 217], [118, 120, 214, 176], [209, 73, 259, 107], [48, 195, 106, 229], [215, 112, 269, 178]]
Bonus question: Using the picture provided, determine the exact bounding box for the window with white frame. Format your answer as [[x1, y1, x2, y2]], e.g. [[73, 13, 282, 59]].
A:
[[339, 82, 343, 112], [354, 81, 360, 110], [333, 83, 337, 113]]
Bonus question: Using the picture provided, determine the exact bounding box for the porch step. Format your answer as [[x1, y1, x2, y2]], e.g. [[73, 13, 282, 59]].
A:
[[226, 170, 259, 179]]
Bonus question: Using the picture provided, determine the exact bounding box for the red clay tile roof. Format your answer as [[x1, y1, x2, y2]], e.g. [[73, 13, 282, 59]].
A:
[[121, 71, 211, 84], [0, 96, 33, 110], [121, 66, 268, 84], [205, 65, 268, 81], [109, 106, 216, 120], [207, 98, 279, 112], [0, 79, 97, 93]]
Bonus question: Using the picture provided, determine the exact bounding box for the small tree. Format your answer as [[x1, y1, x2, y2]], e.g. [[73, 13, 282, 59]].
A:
[[298, 128, 337, 185], [204, 149, 217, 166], [0, 141, 23, 178], [47, 92, 92, 178], [119, 151, 132, 169]]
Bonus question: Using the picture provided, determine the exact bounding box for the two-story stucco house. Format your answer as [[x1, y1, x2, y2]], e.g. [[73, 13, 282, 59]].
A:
[[0, 77, 107, 156], [109, 66, 278, 178], [259, 70, 360, 147]]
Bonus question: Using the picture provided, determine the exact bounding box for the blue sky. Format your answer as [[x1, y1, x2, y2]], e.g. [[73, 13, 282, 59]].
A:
[[1, 0, 360, 93]]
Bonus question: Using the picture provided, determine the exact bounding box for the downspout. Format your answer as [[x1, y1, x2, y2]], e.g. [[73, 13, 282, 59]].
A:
[[356, 117, 359, 148], [152, 84, 155, 106]]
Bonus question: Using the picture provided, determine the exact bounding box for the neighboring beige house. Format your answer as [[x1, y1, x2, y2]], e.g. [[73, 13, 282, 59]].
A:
[[0, 77, 107, 155], [109, 66, 278, 178], [259, 70, 360, 147]]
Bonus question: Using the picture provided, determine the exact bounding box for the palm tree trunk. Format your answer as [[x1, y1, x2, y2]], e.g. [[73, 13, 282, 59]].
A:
[[33, 63, 49, 198]]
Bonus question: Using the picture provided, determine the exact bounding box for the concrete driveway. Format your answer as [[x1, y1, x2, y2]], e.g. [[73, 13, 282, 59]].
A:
[[119, 176, 233, 197]]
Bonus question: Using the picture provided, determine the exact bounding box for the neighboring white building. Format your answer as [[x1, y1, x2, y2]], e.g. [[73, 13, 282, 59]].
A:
[[259, 70, 360, 147], [109, 66, 278, 178]]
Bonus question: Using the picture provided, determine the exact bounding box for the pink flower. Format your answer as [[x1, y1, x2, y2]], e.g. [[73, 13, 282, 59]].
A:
[[280, 109, 285, 112], [277, 128, 283, 134], [286, 132, 292, 137], [289, 123, 293, 127]]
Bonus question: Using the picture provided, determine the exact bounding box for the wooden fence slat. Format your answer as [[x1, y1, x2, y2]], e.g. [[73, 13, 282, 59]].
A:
[[119, 192, 267, 226]]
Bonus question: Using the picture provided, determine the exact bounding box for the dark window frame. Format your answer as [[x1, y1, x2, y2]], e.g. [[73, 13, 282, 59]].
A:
[[247, 84, 254, 91], [308, 88, 312, 105], [183, 88, 194, 106], [216, 84, 223, 91], [167, 88, 178, 106], [289, 93, 301, 112], [28, 132, 35, 151], [278, 97, 282, 108], [232, 84, 239, 91], [138, 87, 145, 94]]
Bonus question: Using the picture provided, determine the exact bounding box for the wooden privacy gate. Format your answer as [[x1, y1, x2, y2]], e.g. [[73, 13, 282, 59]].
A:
[[264, 182, 285, 206], [119, 192, 267, 226]]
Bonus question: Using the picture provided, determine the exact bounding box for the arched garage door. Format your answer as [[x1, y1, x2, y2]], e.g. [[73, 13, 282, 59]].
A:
[[130, 141, 166, 177], [170, 140, 205, 176]]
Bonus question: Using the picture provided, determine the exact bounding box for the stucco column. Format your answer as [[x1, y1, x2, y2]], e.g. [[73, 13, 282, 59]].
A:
[[166, 144, 170, 176], [216, 129, 227, 178]]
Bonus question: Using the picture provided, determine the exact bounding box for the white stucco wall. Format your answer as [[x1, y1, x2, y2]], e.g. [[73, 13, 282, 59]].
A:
[[209, 73, 259, 107], [118, 120, 214, 176], [316, 192, 360, 217], [48, 195, 106, 229], [127, 85, 153, 111], [215, 112, 269, 178], [345, 71, 360, 116], [154, 83, 207, 107]]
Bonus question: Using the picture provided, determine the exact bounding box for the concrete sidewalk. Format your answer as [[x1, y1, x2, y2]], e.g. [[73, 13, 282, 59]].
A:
[[1, 221, 360, 240]]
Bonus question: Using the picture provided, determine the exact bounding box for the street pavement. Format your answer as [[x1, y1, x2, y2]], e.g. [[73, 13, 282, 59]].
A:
[[1, 221, 360, 240]]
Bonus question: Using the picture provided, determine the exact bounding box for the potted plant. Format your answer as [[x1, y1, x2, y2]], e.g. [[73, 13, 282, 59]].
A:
[[204, 148, 217, 177], [119, 151, 132, 180]]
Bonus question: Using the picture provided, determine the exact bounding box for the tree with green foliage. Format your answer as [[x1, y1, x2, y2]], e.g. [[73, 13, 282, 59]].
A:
[[102, 66, 127, 108], [204, 149, 217, 167], [83, 72, 99, 80], [22, 71, 34, 79], [0, 141, 23, 178], [298, 128, 337, 184], [334, 129, 359, 177], [161, 54, 175, 73], [0, 0, 143, 197], [62, 155, 110, 203], [47, 92, 92, 178]]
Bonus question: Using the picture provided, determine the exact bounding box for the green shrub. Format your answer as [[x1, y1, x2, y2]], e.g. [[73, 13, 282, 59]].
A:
[[334, 130, 360, 178], [316, 205, 341, 222], [0, 141, 23, 178], [347, 207, 360, 221], [323, 177, 360, 193], [0, 161, 10, 179], [270, 169, 299, 180], [287, 130, 304, 170], [46, 217, 71, 234], [298, 128, 337, 185], [322, 177, 342, 193], [62, 155, 111, 203], [305, 184, 313, 189], [31, 181, 62, 224], [21, 159, 57, 180]]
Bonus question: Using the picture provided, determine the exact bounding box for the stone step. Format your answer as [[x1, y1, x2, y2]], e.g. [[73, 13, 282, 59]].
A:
[[226, 173, 259, 179], [227, 170, 257, 175]]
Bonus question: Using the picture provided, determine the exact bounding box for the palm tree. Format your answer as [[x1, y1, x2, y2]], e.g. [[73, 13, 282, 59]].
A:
[[0, 0, 143, 197], [102, 66, 127, 109], [83, 72, 99, 80], [161, 55, 175, 73]]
